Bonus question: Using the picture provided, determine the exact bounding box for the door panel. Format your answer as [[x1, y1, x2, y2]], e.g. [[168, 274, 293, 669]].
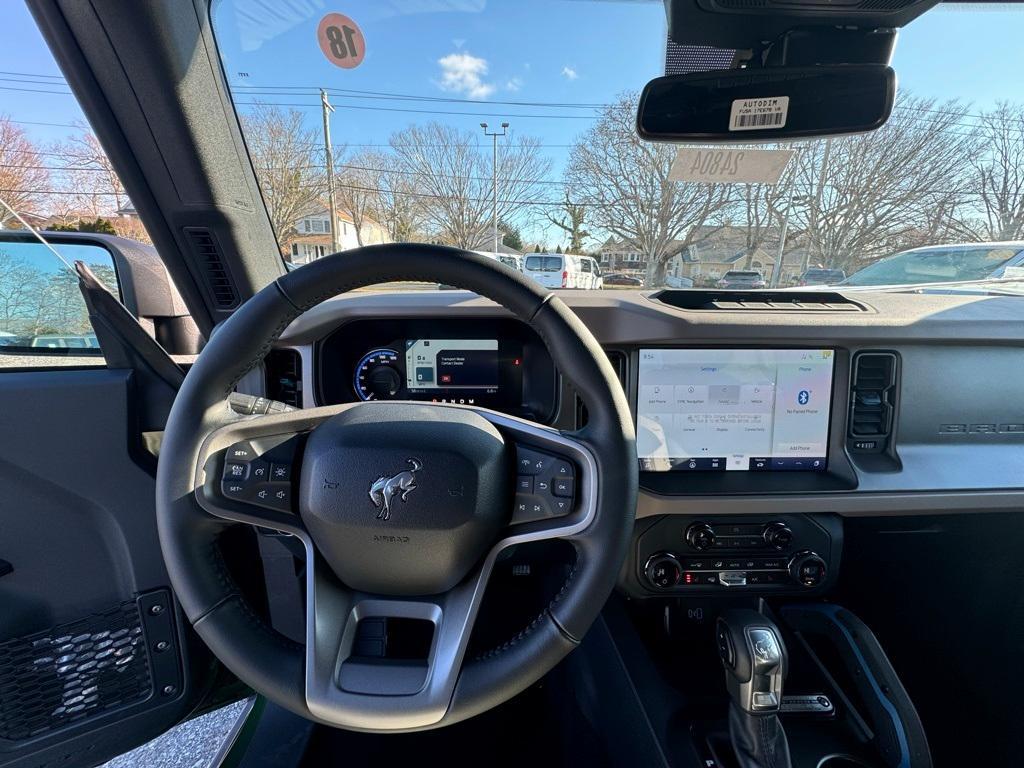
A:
[[0, 369, 207, 768]]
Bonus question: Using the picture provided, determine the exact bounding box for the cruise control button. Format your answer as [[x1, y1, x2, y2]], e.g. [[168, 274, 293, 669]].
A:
[[223, 462, 249, 480], [221, 480, 249, 500], [226, 442, 257, 462], [553, 477, 574, 497], [249, 459, 271, 481]]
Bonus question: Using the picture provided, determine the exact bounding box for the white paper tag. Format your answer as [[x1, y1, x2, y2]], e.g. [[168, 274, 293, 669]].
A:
[[729, 97, 790, 132], [670, 147, 795, 185]]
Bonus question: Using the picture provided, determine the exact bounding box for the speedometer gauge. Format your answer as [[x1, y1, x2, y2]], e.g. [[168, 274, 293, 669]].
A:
[[354, 348, 403, 401]]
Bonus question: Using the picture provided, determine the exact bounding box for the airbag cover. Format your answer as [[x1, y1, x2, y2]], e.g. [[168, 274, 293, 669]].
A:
[[299, 403, 508, 595]]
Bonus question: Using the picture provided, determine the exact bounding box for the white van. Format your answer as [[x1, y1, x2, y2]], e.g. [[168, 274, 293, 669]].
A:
[[524, 253, 601, 289], [580, 255, 604, 289]]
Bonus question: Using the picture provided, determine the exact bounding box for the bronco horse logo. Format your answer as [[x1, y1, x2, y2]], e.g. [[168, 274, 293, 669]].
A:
[[368, 458, 422, 521]]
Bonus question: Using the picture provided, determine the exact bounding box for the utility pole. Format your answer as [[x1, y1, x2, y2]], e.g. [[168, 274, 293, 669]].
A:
[[321, 89, 340, 255], [770, 193, 793, 288], [480, 122, 509, 253]]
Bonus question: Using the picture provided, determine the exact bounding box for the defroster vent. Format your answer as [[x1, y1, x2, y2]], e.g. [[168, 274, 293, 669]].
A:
[[848, 352, 898, 453], [184, 227, 238, 309]]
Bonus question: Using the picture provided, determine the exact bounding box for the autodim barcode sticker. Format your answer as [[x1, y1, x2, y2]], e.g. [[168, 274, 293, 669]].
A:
[[729, 97, 789, 131]]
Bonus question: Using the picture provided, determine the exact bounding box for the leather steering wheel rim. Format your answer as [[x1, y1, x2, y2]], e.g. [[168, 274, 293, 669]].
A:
[[155, 244, 637, 730]]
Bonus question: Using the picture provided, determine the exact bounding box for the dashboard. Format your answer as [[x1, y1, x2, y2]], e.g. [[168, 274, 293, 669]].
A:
[[255, 287, 1024, 597]]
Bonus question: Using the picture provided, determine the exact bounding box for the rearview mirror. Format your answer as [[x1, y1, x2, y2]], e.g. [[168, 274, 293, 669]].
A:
[[637, 64, 895, 143]]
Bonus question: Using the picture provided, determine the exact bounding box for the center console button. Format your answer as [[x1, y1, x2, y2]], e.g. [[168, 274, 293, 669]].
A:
[[645, 554, 681, 589], [719, 571, 748, 587]]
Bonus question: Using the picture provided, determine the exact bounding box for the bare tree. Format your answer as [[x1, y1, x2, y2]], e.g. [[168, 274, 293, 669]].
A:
[[241, 103, 327, 246], [565, 93, 732, 285], [336, 150, 382, 247], [50, 124, 128, 217], [545, 191, 590, 252], [389, 122, 551, 249], [0, 116, 50, 227], [0, 251, 44, 333], [793, 96, 982, 272], [372, 152, 424, 243], [973, 102, 1024, 241]]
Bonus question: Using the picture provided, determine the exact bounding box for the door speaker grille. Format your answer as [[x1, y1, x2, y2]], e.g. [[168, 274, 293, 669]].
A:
[[0, 601, 152, 740]]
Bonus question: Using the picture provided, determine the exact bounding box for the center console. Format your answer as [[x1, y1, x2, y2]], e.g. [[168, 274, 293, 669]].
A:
[[629, 514, 841, 596]]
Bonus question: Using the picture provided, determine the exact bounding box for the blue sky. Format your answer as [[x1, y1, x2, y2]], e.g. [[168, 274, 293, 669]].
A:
[[3, 0, 1024, 231]]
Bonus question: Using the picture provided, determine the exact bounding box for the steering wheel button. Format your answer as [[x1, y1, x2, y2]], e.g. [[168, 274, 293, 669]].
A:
[[250, 459, 271, 481], [226, 442, 256, 462], [553, 477, 574, 497], [251, 482, 292, 512], [223, 462, 249, 480], [511, 493, 554, 524], [552, 498, 572, 515], [516, 446, 554, 476], [516, 475, 534, 493], [271, 463, 292, 482], [221, 480, 249, 499]]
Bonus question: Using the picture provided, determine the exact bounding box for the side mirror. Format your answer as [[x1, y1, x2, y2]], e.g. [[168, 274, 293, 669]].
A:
[[0, 236, 118, 356], [637, 64, 896, 143]]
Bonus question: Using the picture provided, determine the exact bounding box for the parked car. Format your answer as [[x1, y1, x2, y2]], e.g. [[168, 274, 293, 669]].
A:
[[523, 253, 601, 289], [798, 267, 847, 286], [840, 242, 1024, 287], [604, 272, 644, 287], [716, 270, 767, 289]]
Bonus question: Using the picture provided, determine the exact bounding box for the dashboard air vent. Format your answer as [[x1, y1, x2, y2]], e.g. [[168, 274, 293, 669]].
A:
[[266, 349, 302, 408], [650, 290, 868, 312], [184, 227, 238, 309], [576, 350, 627, 428], [848, 352, 897, 453]]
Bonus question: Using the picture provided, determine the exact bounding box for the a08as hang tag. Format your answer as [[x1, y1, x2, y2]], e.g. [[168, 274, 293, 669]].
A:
[[729, 97, 790, 132]]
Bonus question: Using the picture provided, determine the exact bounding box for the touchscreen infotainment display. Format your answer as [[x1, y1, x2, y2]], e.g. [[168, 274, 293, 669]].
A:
[[637, 349, 834, 472]]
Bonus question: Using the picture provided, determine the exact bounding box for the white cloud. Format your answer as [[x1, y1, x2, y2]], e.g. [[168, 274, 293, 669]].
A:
[[561, 65, 578, 81], [505, 76, 523, 92], [437, 51, 495, 99]]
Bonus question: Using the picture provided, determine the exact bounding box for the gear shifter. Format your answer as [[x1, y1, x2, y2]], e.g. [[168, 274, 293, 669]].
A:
[[716, 610, 792, 768]]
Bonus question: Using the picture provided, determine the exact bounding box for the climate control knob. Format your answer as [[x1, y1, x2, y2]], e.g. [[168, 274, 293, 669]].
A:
[[685, 522, 716, 551], [763, 522, 794, 550], [789, 551, 827, 588], [644, 553, 682, 589]]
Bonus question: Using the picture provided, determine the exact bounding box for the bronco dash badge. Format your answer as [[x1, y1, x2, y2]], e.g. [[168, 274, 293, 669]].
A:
[[368, 458, 422, 521]]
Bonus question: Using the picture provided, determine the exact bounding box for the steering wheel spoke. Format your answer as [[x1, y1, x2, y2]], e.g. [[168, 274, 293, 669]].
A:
[[304, 552, 488, 730], [193, 402, 354, 532]]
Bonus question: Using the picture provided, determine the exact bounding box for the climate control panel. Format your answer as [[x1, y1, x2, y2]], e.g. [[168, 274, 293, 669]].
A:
[[633, 515, 840, 595]]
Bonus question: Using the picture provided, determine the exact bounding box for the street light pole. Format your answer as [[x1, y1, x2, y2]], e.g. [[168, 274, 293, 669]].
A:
[[480, 122, 509, 253]]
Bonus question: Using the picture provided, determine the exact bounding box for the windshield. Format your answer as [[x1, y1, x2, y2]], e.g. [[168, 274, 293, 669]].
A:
[[210, 1, 1024, 294]]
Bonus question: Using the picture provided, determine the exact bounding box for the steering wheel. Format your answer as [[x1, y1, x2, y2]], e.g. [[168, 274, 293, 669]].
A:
[[156, 244, 637, 731]]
